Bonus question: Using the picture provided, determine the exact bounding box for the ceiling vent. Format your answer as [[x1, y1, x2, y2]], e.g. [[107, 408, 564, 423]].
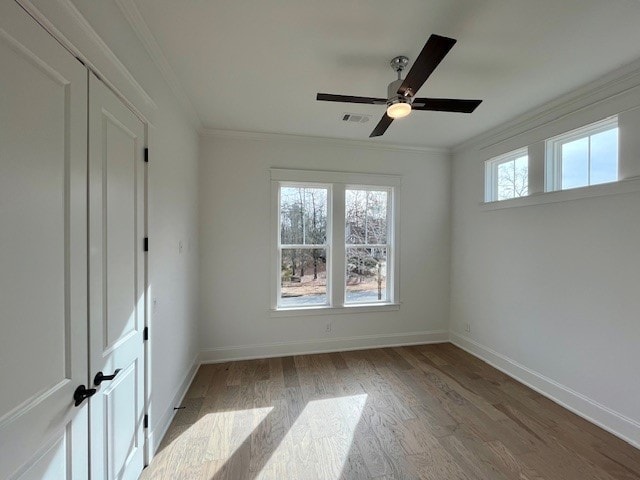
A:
[[342, 113, 371, 124]]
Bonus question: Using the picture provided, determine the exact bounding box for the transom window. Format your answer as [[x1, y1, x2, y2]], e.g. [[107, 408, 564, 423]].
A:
[[485, 148, 529, 202], [272, 169, 399, 311], [546, 117, 618, 191]]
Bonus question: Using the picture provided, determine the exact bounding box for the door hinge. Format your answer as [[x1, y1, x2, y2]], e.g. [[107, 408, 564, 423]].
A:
[[143, 237, 148, 252], [144, 414, 148, 429], [143, 326, 149, 341], [144, 147, 149, 163]]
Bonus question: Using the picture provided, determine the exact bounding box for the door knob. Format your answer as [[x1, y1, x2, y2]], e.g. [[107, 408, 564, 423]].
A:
[[73, 385, 97, 406], [94, 368, 121, 386]]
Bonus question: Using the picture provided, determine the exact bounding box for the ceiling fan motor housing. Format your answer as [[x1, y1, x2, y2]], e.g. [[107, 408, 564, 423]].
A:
[[387, 79, 413, 107]]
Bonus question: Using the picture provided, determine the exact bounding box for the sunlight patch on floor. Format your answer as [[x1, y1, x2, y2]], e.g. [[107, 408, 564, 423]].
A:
[[259, 394, 368, 479], [200, 406, 273, 465]]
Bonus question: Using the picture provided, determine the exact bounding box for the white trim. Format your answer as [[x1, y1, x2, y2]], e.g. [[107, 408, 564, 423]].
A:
[[450, 333, 640, 450], [147, 355, 199, 458], [199, 331, 449, 363], [16, 0, 156, 124], [271, 169, 402, 188], [200, 128, 450, 155], [114, 0, 202, 129], [454, 56, 640, 154], [480, 175, 640, 210], [271, 303, 400, 317]]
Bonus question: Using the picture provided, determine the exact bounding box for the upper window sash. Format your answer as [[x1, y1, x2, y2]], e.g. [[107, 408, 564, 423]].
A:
[[278, 182, 331, 248]]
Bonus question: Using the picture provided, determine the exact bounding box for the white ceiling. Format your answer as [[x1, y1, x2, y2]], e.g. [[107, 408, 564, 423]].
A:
[[133, 0, 640, 148]]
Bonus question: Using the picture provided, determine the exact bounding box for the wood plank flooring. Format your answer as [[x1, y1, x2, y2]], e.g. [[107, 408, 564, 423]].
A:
[[140, 344, 640, 479]]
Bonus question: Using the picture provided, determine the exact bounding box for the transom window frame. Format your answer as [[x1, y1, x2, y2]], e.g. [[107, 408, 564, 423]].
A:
[[484, 147, 529, 202], [545, 116, 619, 192], [270, 168, 401, 316]]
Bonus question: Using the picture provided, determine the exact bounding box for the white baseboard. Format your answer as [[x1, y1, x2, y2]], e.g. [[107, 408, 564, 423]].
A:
[[147, 356, 200, 458], [450, 332, 640, 449], [200, 330, 449, 364]]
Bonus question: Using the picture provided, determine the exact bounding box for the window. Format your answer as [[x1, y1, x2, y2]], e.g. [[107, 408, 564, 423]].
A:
[[546, 117, 618, 191], [278, 185, 330, 307], [273, 169, 399, 312], [345, 188, 391, 303], [485, 148, 529, 202]]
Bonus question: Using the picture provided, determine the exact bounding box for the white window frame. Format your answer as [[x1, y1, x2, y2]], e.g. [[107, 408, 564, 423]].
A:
[[276, 182, 332, 309], [545, 116, 618, 192], [344, 185, 394, 305], [270, 168, 401, 315], [484, 147, 529, 202]]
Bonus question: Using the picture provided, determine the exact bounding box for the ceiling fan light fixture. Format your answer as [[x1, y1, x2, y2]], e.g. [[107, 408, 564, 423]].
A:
[[386, 101, 411, 119]]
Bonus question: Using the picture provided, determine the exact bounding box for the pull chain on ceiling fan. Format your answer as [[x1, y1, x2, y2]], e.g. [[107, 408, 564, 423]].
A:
[[317, 34, 483, 137]]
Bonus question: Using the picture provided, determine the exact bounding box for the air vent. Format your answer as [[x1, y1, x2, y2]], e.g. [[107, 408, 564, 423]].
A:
[[342, 113, 371, 124]]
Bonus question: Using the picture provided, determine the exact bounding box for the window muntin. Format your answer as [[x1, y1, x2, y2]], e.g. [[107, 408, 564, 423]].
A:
[[345, 188, 391, 304], [547, 117, 618, 191], [278, 185, 330, 308], [485, 148, 529, 202]]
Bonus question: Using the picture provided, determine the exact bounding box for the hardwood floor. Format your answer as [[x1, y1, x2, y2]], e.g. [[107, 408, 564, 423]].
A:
[[141, 344, 640, 479]]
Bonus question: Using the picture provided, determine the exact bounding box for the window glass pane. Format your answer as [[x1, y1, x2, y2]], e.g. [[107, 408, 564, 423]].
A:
[[346, 247, 387, 303], [496, 155, 528, 201], [280, 248, 327, 306], [497, 160, 514, 200], [280, 187, 327, 245], [562, 137, 589, 189], [366, 190, 388, 244], [514, 155, 529, 197], [346, 189, 388, 244], [345, 189, 366, 244], [590, 128, 618, 185]]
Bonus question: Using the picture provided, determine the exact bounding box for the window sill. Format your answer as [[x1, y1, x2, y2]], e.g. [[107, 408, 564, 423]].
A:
[[270, 303, 401, 317], [481, 176, 640, 210]]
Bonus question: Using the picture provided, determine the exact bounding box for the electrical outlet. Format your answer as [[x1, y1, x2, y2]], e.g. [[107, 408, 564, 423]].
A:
[[464, 323, 471, 333], [325, 322, 332, 333]]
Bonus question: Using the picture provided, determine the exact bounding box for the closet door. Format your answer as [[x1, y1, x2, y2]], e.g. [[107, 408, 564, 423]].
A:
[[0, 2, 89, 479], [88, 72, 146, 480]]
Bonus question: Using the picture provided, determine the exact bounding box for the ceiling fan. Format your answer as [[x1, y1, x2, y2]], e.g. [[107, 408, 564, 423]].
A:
[[317, 34, 482, 138]]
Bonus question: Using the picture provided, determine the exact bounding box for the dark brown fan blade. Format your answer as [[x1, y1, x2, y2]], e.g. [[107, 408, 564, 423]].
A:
[[317, 93, 387, 105], [369, 113, 394, 137], [412, 98, 482, 113], [397, 35, 457, 96]]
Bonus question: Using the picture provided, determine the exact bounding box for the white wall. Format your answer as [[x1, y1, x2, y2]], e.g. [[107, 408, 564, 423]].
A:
[[26, 0, 201, 453], [450, 66, 640, 447], [199, 133, 451, 361]]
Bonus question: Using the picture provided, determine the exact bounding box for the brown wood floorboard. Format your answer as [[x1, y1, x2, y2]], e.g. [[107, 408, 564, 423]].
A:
[[141, 344, 639, 480]]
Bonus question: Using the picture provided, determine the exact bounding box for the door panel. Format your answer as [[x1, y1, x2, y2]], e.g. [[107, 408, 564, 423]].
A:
[[13, 430, 70, 480], [89, 72, 146, 480], [0, 1, 88, 479], [104, 114, 138, 349]]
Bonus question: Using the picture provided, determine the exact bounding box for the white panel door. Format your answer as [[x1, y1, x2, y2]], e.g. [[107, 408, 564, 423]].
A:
[[88, 72, 146, 480], [0, 1, 89, 479]]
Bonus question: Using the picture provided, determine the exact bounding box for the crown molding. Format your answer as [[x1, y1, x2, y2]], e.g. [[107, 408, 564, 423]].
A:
[[453, 56, 640, 154], [115, 0, 202, 129], [199, 128, 451, 156], [16, 0, 157, 124]]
